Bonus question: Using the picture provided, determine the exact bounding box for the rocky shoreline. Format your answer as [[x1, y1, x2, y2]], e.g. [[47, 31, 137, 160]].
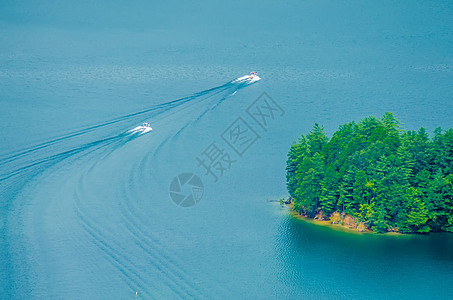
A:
[[285, 199, 399, 234], [308, 210, 370, 232]]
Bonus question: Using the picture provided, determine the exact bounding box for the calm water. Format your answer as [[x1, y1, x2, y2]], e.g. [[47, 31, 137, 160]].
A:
[[1, 0, 453, 298]]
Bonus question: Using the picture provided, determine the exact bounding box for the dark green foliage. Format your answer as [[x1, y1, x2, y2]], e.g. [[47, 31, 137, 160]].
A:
[[286, 113, 453, 233]]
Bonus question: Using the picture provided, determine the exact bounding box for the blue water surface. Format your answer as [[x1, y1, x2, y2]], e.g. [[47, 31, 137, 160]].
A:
[[1, 0, 453, 298]]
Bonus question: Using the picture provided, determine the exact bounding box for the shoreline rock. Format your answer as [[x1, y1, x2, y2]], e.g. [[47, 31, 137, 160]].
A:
[[288, 204, 378, 233]]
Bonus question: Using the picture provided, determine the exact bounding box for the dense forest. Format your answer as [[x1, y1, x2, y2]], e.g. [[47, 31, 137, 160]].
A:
[[286, 113, 453, 233]]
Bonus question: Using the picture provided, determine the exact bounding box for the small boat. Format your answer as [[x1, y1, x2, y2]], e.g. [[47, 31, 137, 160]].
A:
[[129, 122, 153, 134], [233, 72, 261, 84]]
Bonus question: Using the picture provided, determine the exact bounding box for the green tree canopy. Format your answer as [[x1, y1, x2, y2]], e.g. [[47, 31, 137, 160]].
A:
[[286, 113, 453, 233]]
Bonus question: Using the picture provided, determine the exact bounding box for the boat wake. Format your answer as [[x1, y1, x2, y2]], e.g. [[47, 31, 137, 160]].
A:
[[0, 74, 258, 183], [0, 74, 260, 298]]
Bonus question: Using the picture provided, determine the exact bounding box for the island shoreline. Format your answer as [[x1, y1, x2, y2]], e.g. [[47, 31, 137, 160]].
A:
[[286, 202, 403, 236]]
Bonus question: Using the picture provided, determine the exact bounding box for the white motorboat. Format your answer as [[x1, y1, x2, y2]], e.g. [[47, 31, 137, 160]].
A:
[[129, 122, 153, 134], [233, 72, 261, 84]]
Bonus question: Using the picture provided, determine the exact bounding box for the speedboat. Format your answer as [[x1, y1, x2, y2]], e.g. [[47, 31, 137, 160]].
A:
[[234, 72, 261, 84], [129, 122, 153, 134]]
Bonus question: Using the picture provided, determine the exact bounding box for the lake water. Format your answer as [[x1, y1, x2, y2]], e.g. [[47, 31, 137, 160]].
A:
[[1, 0, 453, 298]]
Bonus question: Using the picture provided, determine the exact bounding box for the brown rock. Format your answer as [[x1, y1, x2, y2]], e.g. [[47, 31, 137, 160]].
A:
[[314, 210, 325, 221], [330, 212, 341, 224], [343, 214, 357, 229], [388, 227, 399, 233], [357, 222, 366, 232]]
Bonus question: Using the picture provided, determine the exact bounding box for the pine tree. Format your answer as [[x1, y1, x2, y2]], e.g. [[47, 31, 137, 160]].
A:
[[399, 188, 430, 233]]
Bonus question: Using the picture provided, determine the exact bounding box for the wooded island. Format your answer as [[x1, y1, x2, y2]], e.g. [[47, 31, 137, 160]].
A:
[[286, 113, 453, 233]]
